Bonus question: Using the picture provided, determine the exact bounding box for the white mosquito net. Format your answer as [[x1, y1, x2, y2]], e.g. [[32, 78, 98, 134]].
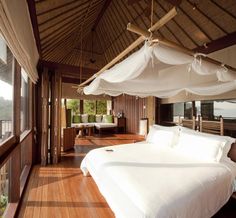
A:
[[83, 43, 236, 98]]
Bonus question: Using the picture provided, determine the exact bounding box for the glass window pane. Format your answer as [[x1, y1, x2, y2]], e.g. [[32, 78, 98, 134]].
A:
[[96, 100, 107, 114], [214, 100, 236, 119], [0, 37, 13, 144], [20, 69, 29, 133], [0, 160, 9, 216], [84, 100, 95, 114], [67, 99, 80, 115], [184, 102, 193, 119]]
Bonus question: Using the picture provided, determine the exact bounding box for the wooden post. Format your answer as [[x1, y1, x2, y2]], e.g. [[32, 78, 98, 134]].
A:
[[51, 71, 62, 164], [9, 58, 21, 203], [40, 67, 49, 166]]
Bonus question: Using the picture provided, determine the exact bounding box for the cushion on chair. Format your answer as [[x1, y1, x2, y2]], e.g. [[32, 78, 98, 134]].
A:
[[73, 115, 81, 123], [88, 114, 95, 123], [95, 114, 102, 123]]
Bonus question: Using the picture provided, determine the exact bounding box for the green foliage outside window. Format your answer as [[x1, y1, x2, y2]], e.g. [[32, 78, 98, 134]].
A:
[[96, 100, 107, 114], [67, 99, 80, 115], [84, 100, 96, 114]]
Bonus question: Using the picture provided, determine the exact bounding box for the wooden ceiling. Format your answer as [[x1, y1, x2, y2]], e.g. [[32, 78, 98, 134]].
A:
[[31, 0, 236, 73]]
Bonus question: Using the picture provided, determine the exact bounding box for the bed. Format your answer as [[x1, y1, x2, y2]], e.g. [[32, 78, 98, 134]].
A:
[[81, 125, 236, 218]]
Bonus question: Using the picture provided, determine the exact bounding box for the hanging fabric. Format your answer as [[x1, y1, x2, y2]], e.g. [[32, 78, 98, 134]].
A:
[[83, 43, 236, 98]]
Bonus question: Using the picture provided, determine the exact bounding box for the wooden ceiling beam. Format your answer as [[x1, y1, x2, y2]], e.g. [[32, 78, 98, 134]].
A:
[[178, 4, 213, 41], [39, 0, 90, 33], [39, 60, 96, 76], [36, 0, 80, 16], [157, 1, 198, 47], [186, 0, 227, 34], [211, 0, 236, 20], [194, 31, 236, 54], [138, 1, 184, 47], [92, 0, 112, 30], [26, 0, 42, 57], [166, 0, 182, 6]]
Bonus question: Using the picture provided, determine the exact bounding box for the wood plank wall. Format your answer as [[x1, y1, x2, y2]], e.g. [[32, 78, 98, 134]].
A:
[[113, 95, 147, 134]]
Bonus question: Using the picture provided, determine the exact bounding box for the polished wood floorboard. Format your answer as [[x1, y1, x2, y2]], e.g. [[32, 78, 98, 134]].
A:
[[18, 133, 235, 218], [18, 134, 144, 218]]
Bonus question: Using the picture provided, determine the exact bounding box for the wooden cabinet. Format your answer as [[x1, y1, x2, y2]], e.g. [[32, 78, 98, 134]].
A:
[[115, 117, 126, 133], [63, 127, 76, 151]]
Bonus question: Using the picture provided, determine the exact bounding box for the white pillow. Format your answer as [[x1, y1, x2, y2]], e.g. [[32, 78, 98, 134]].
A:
[[81, 114, 88, 123], [180, 127, 235, 161], [95, 115, 102, 123], [146, 125, 180, 147], [154, 125, 180, 145], [175, 131, 227, 162]]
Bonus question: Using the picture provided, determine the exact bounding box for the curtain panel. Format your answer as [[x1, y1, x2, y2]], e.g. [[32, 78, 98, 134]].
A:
[[0, 0, 39, 83]]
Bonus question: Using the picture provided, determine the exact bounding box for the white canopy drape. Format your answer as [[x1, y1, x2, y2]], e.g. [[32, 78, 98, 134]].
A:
[[0, 0, 39, 83], [84, 43, 236, 98]]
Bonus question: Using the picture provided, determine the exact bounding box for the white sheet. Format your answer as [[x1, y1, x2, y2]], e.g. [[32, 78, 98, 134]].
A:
[[81, 142, 236, 218]]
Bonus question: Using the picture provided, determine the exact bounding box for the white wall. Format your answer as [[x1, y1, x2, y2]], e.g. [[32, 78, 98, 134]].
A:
[[209, 45, 236, 69]]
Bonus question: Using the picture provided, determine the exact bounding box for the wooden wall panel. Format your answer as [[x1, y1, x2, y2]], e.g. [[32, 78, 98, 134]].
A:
[[113, 95, 147, 134]]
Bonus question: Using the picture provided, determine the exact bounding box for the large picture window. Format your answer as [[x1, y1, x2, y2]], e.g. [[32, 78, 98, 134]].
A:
[[96, 100, 107, 114], [84, 100, 96, 114], [0, 38, 14, 145]]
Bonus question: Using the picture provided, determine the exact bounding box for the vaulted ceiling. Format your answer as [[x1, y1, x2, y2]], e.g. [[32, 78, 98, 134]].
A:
[[30, 0, 236, 74]]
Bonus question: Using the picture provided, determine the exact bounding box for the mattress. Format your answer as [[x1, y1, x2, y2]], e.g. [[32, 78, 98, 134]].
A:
[[81, 142, 236, 218]]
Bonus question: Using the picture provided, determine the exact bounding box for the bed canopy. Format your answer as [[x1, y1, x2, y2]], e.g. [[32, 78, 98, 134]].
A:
[[83, 42, 236, 98]]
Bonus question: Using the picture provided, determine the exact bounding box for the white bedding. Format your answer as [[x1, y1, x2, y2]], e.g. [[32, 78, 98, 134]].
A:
[[81, 142, 236, 218]]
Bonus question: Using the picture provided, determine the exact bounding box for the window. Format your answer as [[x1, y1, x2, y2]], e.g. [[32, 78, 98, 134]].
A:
[[96, 100, 107, 114], [84, 100, 96, 114], [184, 102, 193, 119], [214, 100, 236, 119], [173, 102, 184, 123], [67, 99, 80, 115], [0, 160, 9, 216], [20, 69, 29, 133], [0, 38, 14, 144]]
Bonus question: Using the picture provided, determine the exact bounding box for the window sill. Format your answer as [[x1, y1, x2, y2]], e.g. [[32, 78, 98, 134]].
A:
[[20, 129, 32, 142]]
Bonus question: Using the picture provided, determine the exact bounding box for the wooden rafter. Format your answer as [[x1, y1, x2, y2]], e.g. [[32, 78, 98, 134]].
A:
[[92, 0, 112, 30], [157, 1, 198, 47], [27, 0, 41, 57], [194, 31, 236, 54], [78, 7, 177, 87], [186, 0, 227, 34], [178, 4, 213, 41]]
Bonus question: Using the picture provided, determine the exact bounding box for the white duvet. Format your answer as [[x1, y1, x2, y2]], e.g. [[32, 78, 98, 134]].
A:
[[81, 142, 236, 218]]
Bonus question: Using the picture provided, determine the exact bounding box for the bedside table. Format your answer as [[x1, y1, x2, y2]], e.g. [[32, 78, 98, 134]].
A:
[[114, 117, 126, 133]]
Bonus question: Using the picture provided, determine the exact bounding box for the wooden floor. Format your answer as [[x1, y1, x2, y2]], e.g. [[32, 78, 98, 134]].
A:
[[18, 133, 236, 218], [18, 134, 144, 218]]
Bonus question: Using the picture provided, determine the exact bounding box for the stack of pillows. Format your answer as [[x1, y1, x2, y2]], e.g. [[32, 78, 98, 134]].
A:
[[73, 114, 113, 124], [146, 124, 235, 162]]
